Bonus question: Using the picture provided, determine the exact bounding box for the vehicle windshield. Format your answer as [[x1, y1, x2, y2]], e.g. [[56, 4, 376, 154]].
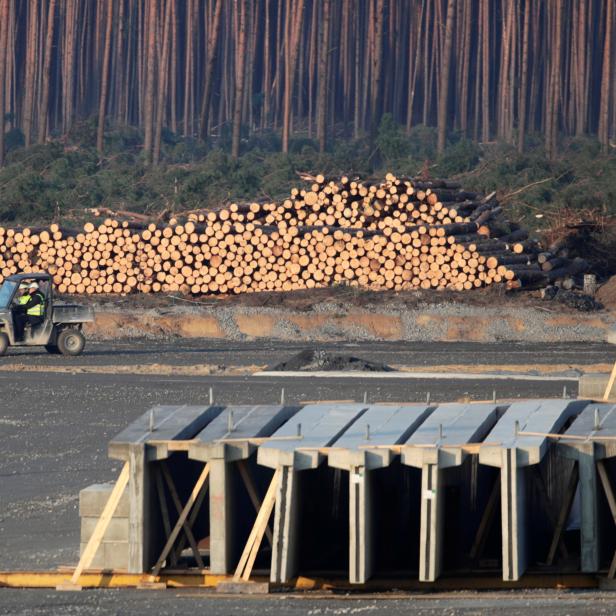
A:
[[0, 280, 17, 308]]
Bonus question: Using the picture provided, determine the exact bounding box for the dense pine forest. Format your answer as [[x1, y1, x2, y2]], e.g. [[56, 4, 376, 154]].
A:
[[0, 0, 615, 228]]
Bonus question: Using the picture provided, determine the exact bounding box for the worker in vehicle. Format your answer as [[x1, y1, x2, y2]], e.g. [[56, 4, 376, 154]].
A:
[[14, 281, 45, 340], [16, 283, 29, 302]]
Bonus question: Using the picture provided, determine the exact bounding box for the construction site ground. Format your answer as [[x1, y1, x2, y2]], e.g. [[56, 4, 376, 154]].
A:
[[3, 587, 616, 615], [2, 336, 616, 613]]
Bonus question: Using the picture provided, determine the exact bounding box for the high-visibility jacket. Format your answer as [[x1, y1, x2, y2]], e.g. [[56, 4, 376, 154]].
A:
[[21, 292, 45, 317]]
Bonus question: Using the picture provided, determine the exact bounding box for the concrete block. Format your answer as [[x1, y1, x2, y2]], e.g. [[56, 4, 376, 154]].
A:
[[80, 541, 129, 571], [102, 542, 130, 571], [579, 374, 610, 400], [80, 516, 129, 543], [79, 483, 129, 517], [80, 542, 106, 569]]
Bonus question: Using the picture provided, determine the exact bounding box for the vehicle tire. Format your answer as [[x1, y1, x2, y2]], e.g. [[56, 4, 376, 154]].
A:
[[0, 332, 8, 356], [57, 329, 85, 356], [45, 344, 60, 354]]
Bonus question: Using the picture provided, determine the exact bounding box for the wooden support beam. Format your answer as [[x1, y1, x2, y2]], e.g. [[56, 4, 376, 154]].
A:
[[603, 361, 616, 401], [597, 460, 616, 579], [67, 463, 129, 587], [152, 463, 210, 575], [234, 468, 281, 582], [518, 431, 616, 442], [237, 460, 274, 547], [154, 467, 177, 567], [546, 463, 579, 566], [172, 470, 211, 563]]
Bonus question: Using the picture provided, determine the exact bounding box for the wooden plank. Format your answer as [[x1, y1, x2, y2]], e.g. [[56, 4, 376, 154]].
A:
[[597, 460, 616, 580], [70, 463, 129, 585], [546, 463, 579, 566], [603, 362, 616, 401], [597, 461, 616, 522], [152, 463, 210, 576], [237, 460, 273, 547], [154, 467, 176, 567], [234, 468, 281, 581], [172, 472, 211, 562], [518, 431, 616, 442]]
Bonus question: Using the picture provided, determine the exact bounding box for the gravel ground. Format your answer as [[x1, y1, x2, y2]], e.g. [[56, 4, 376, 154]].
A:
[[1, 339, 615, 369], [2, 588, 616, 615]]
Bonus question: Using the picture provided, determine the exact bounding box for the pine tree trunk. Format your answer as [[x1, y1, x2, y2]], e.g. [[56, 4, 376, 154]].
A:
[[198, 0, 223, 140], [231, 0, 247, 159], [437, 0, 455, 154], [0, 0, 9, 166], [518, 0, 530, 152], [369, 0, 384, 145], [37, 0, 56, 144], [23, 2, 38, 147], [96, 0, 113, 153], [316, 0, 330, 152], [143, 0, 157, 163], [481, 0, 489, 142], [153, 0, 172, 165], [599, 0, 613, 152], [282, 0, 305, 152]]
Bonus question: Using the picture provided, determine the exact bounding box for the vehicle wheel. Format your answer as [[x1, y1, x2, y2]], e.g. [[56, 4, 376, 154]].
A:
[[0, 332, 8, 356], [57, 329, 85, 356], [45, 344, 60, 354]]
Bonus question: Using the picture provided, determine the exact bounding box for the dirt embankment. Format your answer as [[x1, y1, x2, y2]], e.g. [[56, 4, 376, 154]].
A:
[[81, 287, 616, 343]]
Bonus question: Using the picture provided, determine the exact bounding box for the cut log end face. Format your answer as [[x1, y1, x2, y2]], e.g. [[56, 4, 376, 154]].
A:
[[0, 173, 564, 295]]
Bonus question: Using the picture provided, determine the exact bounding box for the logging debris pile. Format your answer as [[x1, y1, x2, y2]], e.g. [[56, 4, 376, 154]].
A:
[[0, 173, 591, 296]]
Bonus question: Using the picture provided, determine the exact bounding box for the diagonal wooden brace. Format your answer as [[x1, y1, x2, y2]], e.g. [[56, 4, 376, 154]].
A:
[[597, 460, 616, 579], [69, 463, 129, 586], [234, 468, 281, 582], [151, 462, 210, 577], [237, 460, 274, 547]]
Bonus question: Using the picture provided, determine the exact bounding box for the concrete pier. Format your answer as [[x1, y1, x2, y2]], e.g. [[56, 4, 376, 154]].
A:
[[109, 405, 223, 572], [401, 402, 504, 582], [479, 399, 589, 581], [327, 404, 434, 583], [558, 403, 616, 572], [187, 404, 300, 573], [257, 403, 368, 583]]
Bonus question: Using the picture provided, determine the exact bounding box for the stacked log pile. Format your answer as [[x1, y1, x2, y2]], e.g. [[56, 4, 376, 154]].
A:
[[0, 174, 588, 295]]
